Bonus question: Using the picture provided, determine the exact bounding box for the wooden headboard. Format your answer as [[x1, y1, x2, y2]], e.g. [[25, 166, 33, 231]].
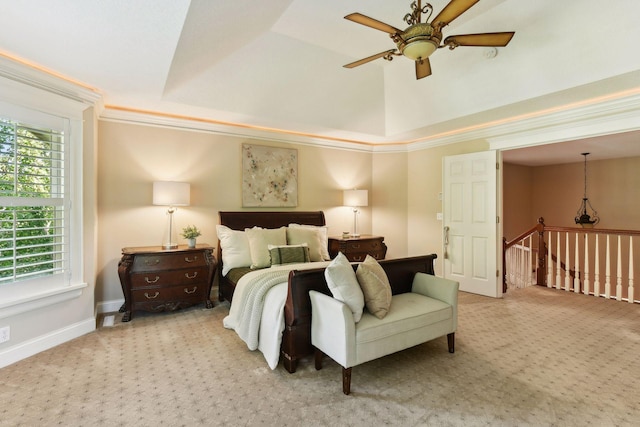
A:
[[216, 211, 326, 303], [218, 211, 325, 231]]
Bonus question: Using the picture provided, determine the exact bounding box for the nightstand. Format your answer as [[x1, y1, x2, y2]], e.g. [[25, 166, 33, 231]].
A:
[[328, 235, 387, 262], [117, 244, 217, 322]]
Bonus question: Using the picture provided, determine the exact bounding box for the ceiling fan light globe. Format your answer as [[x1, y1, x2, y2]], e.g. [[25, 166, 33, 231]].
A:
[[401, 39, 438, 60]]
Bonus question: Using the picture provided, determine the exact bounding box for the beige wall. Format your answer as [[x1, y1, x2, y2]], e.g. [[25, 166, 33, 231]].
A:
[[372, 152, 408, 258], [503, 156, 640, 233], [97, 121, 376, 307], [406, 141, 490, 275]]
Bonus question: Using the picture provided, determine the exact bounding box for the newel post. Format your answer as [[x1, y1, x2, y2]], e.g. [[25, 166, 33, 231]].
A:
[[536, 217, 546, 286], [502, 236, 508, 293]]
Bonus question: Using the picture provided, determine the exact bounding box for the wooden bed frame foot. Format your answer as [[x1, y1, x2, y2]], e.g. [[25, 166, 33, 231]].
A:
[[282, 356, 298, 373]]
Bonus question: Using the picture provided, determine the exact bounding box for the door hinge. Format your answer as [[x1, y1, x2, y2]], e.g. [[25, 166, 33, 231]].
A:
[[496, 270, 500, 277], [496, 216, 500, 223], [496, 162, 500, 170]]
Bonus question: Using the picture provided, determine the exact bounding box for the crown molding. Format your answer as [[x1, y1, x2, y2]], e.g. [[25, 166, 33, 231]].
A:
[[100, 86, 640, 155], [0, 54, 102, 107]]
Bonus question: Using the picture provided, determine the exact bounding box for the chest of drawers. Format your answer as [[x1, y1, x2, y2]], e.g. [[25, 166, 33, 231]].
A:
[[117, 244, 217, 322], [328, 235, 387, 262]]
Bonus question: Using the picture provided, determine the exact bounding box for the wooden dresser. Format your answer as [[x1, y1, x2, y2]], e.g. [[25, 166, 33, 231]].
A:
[[117, 244, 216, 322], [328, 235, 387, 262]]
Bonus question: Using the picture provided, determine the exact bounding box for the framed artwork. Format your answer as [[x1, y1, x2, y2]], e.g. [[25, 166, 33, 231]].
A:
[[242, 144, 298, 207]]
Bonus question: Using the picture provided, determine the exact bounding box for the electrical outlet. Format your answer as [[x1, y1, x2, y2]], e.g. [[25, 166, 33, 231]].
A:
[[0, 326, 9, 343]]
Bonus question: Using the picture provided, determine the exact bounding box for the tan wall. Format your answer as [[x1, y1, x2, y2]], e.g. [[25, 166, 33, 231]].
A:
[[96, 121, 376, 306], [530, 156, 640, 230], [406, 141, 490, 275], [503, 163, 534, 240]]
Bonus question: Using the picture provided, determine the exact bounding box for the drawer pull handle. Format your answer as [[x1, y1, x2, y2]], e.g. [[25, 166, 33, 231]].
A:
[[185, 272, 198, 279], [353, 255, 363, 261], [144, 292, 160, 299], [145, 276, 160, 284], [184, 256, 198, 263], [351, 244, 361, 249], [184, 286, 197, 294], [144, 259, 160, 266]]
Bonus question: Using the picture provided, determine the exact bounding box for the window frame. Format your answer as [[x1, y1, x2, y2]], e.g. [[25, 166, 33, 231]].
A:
[[0, 88, 86, 319]]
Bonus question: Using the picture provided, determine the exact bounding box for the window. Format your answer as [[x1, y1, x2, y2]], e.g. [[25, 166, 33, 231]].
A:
[[0, 116, 69, 285]]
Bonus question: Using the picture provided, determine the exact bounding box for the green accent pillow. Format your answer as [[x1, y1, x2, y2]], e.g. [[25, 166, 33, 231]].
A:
[[268, 244, 311, 266], [356, 254, 392, 319]]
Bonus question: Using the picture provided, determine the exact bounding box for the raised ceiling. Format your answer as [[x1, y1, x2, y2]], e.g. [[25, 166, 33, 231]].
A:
[[0, 0, 639, 149]]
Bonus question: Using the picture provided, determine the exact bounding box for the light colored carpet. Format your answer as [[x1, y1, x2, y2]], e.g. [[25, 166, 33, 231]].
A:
[[1, 286, 639, 426]]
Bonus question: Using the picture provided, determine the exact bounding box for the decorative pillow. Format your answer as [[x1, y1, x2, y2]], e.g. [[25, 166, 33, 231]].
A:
[[216, 225, 252, 276], [245, 226, 287, 269], [356, 255, 392, 319], [288, 223, 330, 260], [286, 227, 325, 262], [268, 244, 311, 266], [324, 252, 364, 322]]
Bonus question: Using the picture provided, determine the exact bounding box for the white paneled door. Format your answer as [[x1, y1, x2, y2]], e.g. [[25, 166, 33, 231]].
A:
[[443, 150, 500, 297]]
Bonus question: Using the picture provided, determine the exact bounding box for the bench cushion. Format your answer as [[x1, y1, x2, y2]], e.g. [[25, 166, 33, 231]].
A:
[[357, 293, 451, 343], [354, 293, 453, 365]]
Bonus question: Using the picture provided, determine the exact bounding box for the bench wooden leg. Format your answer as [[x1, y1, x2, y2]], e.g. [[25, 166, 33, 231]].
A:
[[314, 348, 324, 370], [342, 367, 352, 395], [447, 332, 455, 353]]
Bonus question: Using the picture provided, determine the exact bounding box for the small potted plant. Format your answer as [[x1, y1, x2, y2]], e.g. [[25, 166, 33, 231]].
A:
[[181, 225, 202, 248]]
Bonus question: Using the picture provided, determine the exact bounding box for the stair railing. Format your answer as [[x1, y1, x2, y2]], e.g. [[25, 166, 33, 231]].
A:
[[504, 218, 638, 303]]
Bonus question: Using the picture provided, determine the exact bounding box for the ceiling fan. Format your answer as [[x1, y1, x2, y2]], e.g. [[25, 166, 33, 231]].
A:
[[343, 0, 515, 79]]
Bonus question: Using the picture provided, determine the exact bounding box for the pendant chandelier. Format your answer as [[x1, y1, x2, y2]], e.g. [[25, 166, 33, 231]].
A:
[[574, 152, 599, 228]]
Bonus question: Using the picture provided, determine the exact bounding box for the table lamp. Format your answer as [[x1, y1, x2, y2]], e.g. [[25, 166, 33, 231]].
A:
[[343, 189, 368, 237], [153, 181, 190, 249]]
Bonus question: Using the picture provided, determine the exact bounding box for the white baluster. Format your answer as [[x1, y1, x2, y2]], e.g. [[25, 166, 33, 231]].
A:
[[616, 235, 622, 301], [556, 231, 562, 290], [629, 236, 635, 303], [547, 231, 553, 288], [565, 232, 571, 291], [528, 236, 533, 287], [574, 232, 580, 293], [583, 233, 590, 296], [594, 234, 601, 297], [605, 235, 611, 299]]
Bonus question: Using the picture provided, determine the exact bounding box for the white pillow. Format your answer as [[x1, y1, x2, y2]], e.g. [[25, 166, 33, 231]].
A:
[[216, 225, 252, 276], [288, 223, 330, 260], [286, 226, 325, 262], [245, 226, 287, 269], [324, 252, 364, 322]]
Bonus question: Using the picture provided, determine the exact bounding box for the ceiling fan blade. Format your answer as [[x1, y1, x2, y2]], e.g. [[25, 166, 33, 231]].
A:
[[432, 0, 479, 29], [415, 58, 432, 80], [345, 13, 402, 35], [443, 32, 515, 47], [344, 49, 396, 69]]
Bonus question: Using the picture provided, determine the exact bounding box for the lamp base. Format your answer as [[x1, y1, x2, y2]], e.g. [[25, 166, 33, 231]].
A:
[[349, 233, 361, 238], [162, 243, 178, 250]]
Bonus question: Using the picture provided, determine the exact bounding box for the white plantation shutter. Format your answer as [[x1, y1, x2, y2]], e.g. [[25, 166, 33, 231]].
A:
[[0, 116, 70, 285]]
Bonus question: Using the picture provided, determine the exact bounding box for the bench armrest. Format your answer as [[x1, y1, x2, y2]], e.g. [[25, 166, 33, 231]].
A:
[[411, 273, 459, 330], [309, 290, 356, 368]]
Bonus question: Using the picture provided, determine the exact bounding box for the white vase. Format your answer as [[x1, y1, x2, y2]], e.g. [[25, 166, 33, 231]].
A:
[[187, 238, 196, 248]]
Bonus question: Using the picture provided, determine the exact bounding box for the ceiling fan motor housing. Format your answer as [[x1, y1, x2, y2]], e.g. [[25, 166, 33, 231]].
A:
[[397, 23, 442, 60]]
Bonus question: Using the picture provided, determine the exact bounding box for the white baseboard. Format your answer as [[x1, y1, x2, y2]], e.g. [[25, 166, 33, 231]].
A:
[[0, 317, 95, 369], [96, 298, 125, 315]]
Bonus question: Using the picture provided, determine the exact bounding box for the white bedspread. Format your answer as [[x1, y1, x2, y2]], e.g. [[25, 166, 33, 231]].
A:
[[223, 261, 331, 369]]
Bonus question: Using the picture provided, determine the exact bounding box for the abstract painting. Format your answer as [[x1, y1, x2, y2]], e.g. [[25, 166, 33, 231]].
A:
[[242, 144, 298, 207]]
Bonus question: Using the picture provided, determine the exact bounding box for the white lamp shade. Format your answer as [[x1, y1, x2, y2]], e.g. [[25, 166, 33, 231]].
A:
[[343, 189, 368, 207], [153, 181, 190, 206]]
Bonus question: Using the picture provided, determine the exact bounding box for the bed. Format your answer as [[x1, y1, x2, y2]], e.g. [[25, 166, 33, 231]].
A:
[[217, 211, 437, 373]]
